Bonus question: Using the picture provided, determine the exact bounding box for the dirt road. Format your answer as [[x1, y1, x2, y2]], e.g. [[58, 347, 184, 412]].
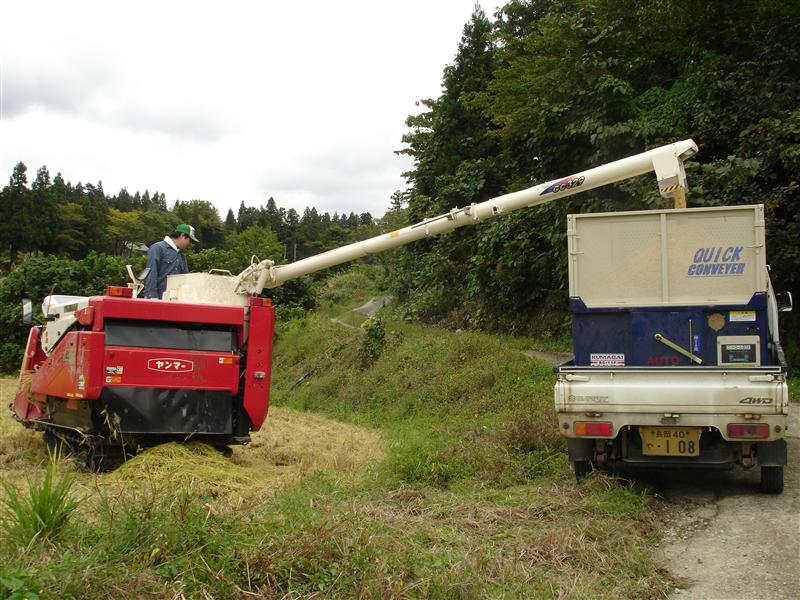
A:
[[655, 404, 800, 600]]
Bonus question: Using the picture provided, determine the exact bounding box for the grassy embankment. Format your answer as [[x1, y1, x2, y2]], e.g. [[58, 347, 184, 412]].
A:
[[0, 265, 674, 598]]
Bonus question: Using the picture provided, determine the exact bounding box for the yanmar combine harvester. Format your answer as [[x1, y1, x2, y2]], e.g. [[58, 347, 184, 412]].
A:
[[14, 291, 276, 468], [15, 139, 785, 483]]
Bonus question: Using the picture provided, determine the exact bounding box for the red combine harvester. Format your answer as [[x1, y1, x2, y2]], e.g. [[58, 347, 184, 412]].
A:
[[13, 289, 274, 469], [11, 140, 700, 470]]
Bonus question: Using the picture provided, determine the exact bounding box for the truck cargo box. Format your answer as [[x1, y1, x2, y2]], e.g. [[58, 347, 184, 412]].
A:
[[567, 205, 771, 367], [567, 205, 766, 308]]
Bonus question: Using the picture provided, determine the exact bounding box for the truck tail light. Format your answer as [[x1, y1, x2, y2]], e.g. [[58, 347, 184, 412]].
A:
[[105, 286, 133, 298], [727, 423, 769, 439], [574, 421, 613, 436]]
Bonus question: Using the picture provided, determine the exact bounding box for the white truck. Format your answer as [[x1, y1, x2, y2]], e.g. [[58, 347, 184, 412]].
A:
[[555, 204, 792, 493]]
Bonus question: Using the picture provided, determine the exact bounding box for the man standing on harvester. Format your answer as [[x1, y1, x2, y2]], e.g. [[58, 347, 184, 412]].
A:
[[142, 223, 198, 299]]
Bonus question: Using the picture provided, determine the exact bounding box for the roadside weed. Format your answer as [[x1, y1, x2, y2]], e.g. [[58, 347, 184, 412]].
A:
[[0, 452, 78, 547]]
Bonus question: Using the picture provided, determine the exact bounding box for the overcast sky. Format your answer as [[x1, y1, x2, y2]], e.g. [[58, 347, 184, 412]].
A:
[[0, 1, 498, 220]]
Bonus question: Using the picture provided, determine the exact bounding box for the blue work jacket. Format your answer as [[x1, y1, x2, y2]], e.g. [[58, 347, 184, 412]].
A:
[[142, 240, 189, 299]]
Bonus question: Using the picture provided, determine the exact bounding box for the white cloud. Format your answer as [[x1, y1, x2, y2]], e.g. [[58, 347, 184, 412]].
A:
[[0, 0, 498, 218]]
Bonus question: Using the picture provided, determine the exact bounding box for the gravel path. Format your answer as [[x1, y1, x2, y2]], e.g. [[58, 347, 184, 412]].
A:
[[656, 404, 800, 600]]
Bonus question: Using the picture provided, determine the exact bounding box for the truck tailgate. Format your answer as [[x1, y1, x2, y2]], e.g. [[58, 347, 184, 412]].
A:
[[555, 366, 787, 415]]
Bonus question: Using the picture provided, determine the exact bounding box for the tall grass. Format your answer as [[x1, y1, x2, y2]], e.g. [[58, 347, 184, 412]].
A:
[[0, 452, 78, 547], [271, 312, 567, 487]]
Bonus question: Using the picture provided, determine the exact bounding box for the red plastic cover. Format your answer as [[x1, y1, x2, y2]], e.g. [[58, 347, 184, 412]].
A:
[[242, 303, 276, 431]]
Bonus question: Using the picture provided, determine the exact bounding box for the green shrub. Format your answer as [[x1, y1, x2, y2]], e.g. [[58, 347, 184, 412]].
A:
[[186, 247, 239, 273], [276, 305, 309, 323], [269, 277, 316, 311], [359, 315, 386, 367]]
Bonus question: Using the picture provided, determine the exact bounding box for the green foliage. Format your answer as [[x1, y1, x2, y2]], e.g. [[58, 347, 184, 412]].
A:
[[0, 568, 41, 600], [0, 163, 39, 264], [358, 315, 386, 367], [106, 208, 178, 255], [173, 200, 226, 248], [0, 160, 376, 277], [224, 225, 284, 266], [0, 252, 134, 371], [185, 223, 285, 276], [316, 263, 383, 308], [393, 0, 800, 347], [0, 455, 78, 547], [185, 247, 238, 274], [269, 278, 317, 312], [79, 184, 110, 254], [274, 305, 309, 323]]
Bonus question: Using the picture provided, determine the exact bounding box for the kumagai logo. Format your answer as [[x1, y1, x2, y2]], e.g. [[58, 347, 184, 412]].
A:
[[739, 397, 773, 404], [687, 246, 746, 277]]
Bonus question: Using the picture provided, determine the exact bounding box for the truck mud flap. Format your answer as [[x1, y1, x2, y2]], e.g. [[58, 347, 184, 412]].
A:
[[756, 440, 787, 467], [566, 438, 594, 462], [99, 387, 233, 435]]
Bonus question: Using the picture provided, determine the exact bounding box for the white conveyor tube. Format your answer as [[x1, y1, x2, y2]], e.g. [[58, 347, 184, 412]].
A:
[[259, 139, 698, 289]]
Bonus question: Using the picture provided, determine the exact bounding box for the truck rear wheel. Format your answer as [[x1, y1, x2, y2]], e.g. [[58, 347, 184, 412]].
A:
[[760, 466, 784, 494], [573, 460, 593, 482]]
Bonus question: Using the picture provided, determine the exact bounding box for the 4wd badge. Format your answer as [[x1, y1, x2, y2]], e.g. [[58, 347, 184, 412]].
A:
[[147, 358, 194, 372], [739, 397, 772, 405]]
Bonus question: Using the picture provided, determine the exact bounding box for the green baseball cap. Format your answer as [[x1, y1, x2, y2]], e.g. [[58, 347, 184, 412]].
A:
[[174, 223, 199, 242]]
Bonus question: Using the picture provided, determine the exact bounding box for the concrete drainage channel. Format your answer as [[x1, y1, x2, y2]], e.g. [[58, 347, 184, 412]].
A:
[[522, 350, 573, 365], [330, 296, 393, 329]]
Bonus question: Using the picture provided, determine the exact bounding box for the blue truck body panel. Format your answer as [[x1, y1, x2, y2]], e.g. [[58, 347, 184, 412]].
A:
[[570, 292, 768, 366]]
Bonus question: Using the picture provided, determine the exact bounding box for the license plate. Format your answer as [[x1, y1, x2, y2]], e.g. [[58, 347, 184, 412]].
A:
[[639, 427, 700, 457]]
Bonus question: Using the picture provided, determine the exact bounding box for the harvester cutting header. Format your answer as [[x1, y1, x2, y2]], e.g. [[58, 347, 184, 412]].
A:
[[12, 140, 698, 470]]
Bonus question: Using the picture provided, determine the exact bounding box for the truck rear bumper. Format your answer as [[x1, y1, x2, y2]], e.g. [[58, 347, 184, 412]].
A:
[[564, 428, 787, 468], [557, 412, 788, 443]]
